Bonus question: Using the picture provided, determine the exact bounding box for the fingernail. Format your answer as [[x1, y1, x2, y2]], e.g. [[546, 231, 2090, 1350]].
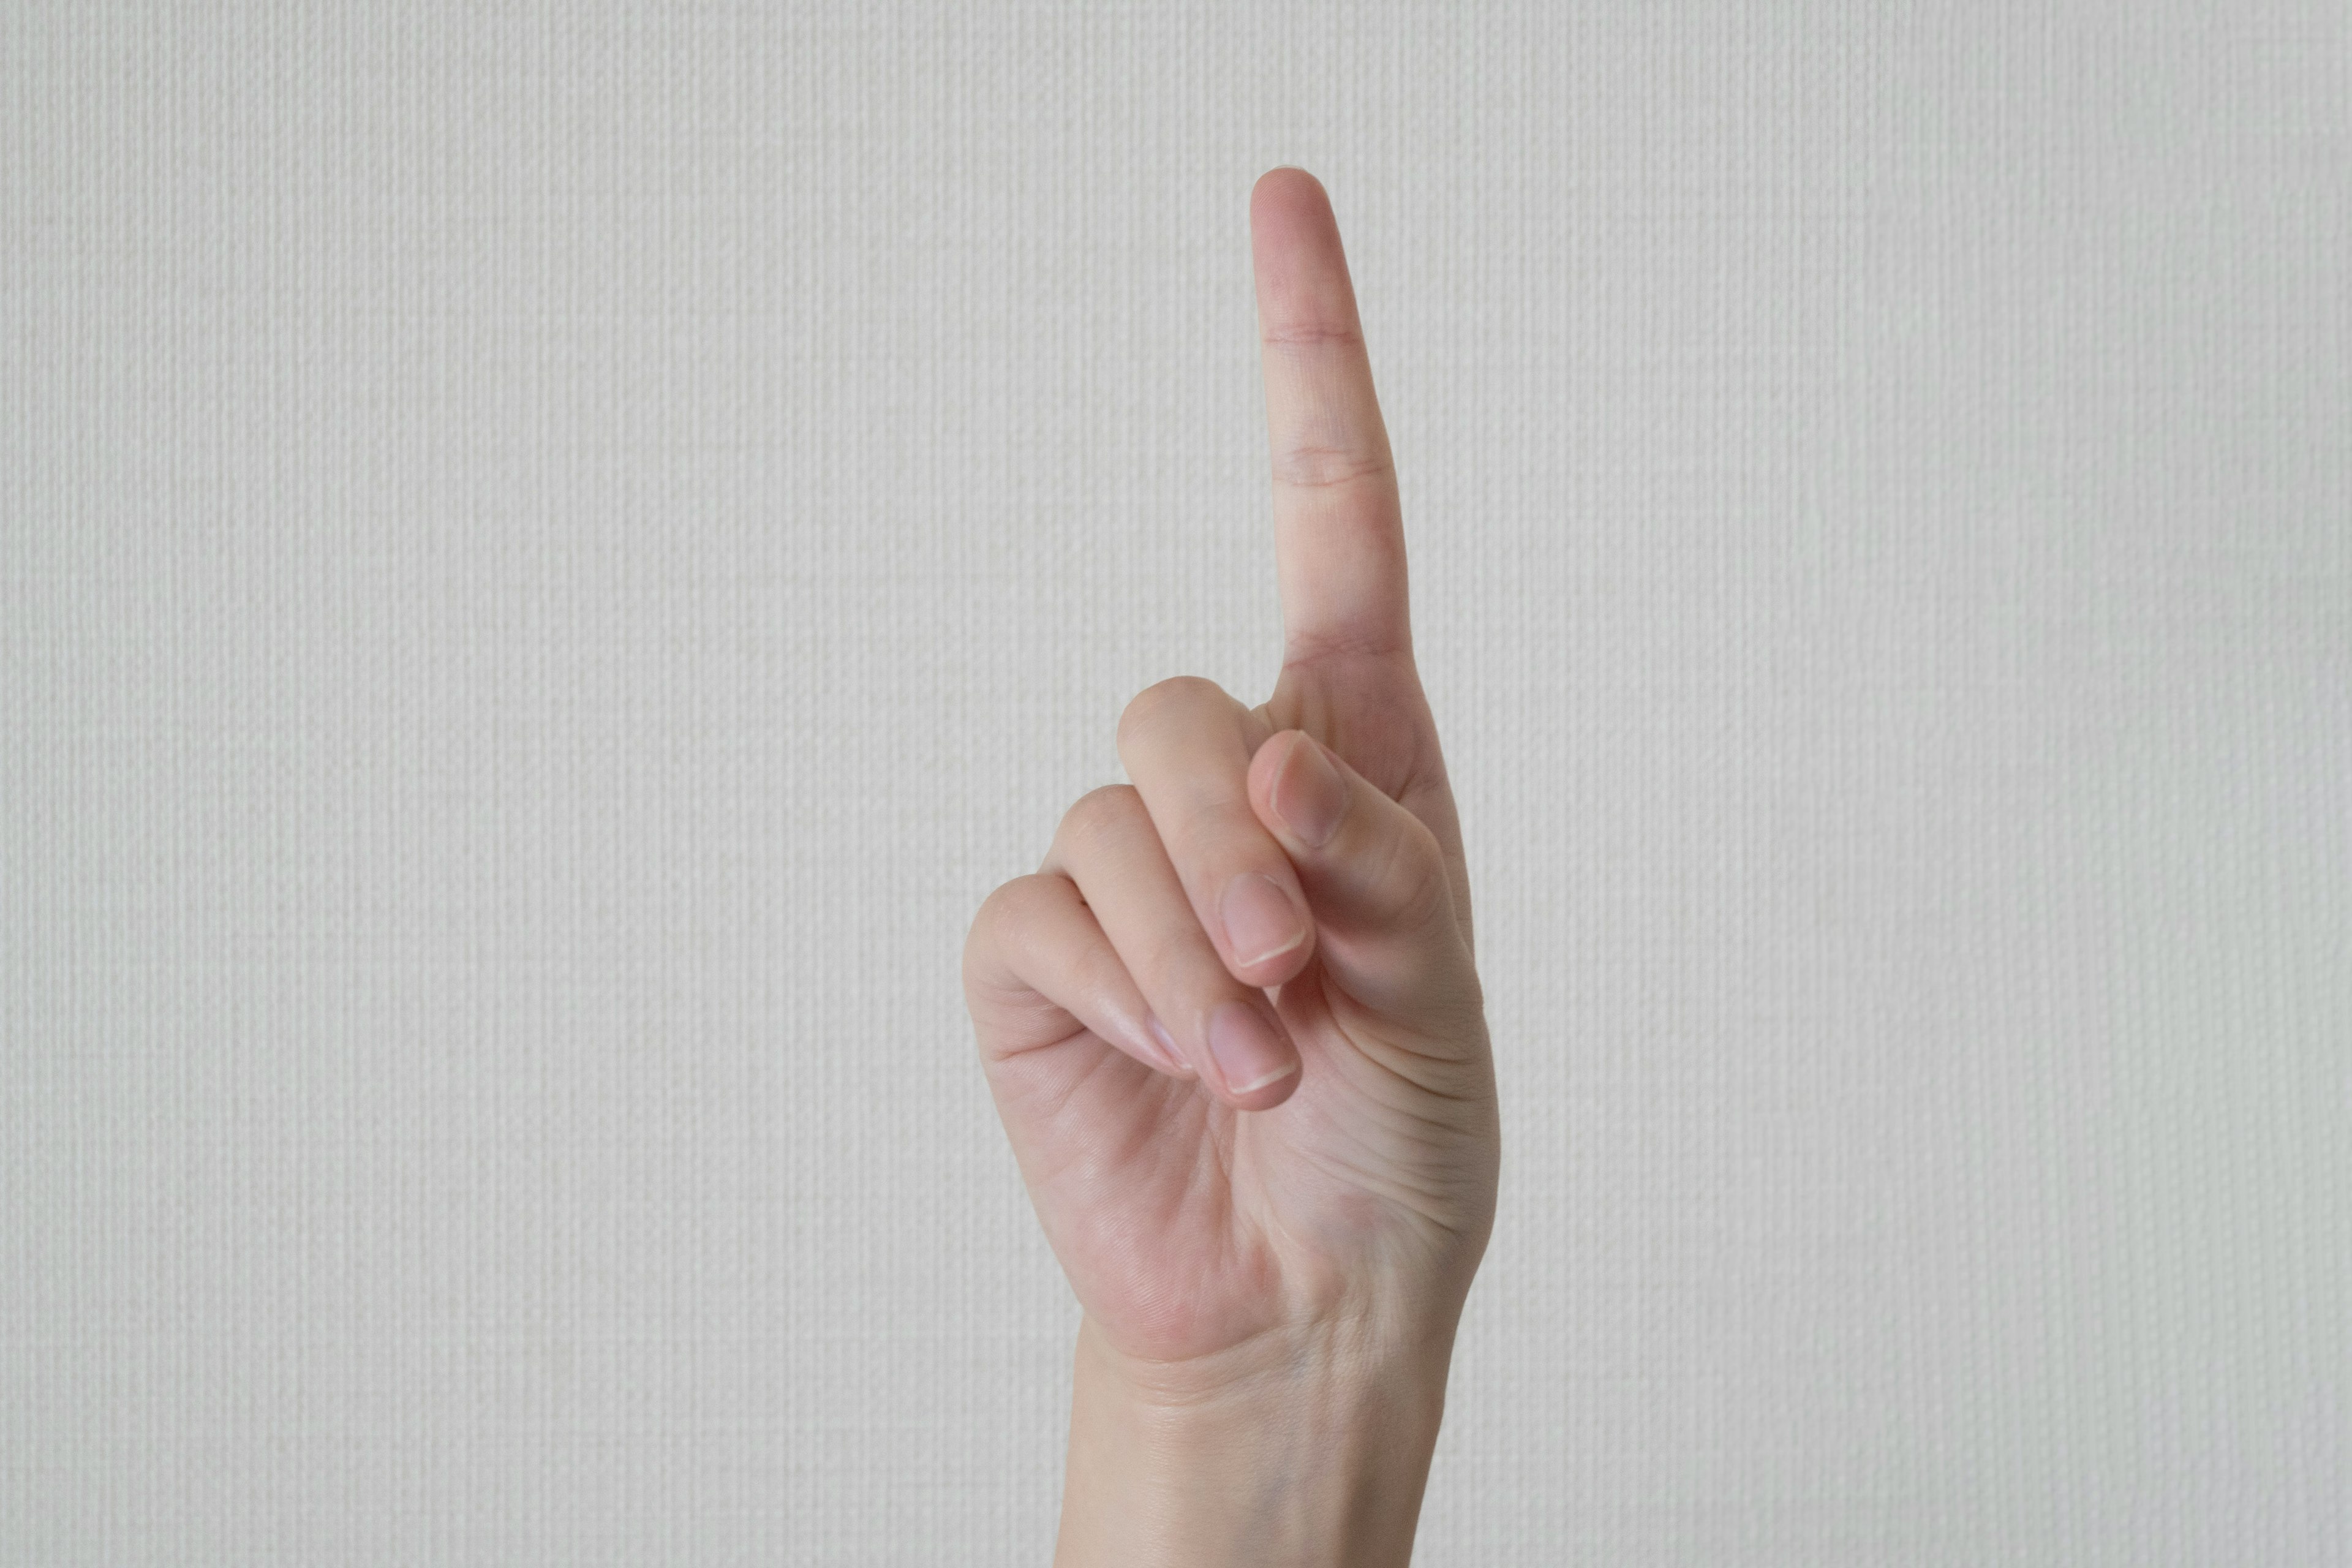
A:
[[1220, 872, 1307, 968], [1207, 1001, 1299, 1095], [1145, 1015, 1186, 1073], [1272, 733, 1346, 848]]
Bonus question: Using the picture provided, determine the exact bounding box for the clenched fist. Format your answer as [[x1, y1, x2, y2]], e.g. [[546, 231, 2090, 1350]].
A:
[[962, 169, 1498, 1567]]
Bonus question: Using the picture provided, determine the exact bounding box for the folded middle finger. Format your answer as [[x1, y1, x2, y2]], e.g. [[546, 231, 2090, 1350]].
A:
[[1115, 676, 1317, 989]]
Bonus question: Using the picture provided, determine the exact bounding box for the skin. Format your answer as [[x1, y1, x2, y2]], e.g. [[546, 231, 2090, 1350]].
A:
[[962, 167, 1499, 1567]]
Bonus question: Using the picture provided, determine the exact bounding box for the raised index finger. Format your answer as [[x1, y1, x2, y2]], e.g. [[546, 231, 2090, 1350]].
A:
[[1251, 168, 1411, 671]]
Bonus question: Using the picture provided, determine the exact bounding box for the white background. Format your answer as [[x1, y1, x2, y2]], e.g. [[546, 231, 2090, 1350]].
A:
[[6, 4, 2347, 1562]]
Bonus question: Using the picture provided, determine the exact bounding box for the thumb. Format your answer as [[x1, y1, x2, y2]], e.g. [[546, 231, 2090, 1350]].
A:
[[1246, 729, 1477, 1031]]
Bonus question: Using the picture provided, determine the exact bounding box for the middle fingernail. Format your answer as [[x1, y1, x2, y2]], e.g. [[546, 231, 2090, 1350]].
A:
[[1220, 872, 1306, 968]]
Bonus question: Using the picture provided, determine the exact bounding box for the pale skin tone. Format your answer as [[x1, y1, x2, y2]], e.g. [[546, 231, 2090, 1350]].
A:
[[962, 168, 1499, 1567]]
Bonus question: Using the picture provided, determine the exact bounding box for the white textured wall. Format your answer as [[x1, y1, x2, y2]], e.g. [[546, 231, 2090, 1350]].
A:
[[6, 4, 2348, 1562]]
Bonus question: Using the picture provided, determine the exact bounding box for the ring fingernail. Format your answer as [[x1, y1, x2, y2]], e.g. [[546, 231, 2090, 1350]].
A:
[[1207, 1001, 1298, 1095], [1221, 872, 1306, 968]]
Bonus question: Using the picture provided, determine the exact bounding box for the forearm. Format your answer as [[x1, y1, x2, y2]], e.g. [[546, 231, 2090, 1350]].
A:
[[1053, 1314, 1455, 1568]]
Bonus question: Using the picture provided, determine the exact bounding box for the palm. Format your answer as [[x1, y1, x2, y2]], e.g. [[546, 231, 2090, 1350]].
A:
[[969, 172, 1496, 1373], [987, 922, 1485, 1370]]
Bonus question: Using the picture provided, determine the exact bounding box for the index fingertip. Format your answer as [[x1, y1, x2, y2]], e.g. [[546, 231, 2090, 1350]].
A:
[[1250, 167, 1336, 260], [1253, 164, 1324, 202]]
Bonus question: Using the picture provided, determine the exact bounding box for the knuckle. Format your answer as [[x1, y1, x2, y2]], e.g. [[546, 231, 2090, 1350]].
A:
[[1066, 782, 1139, 834], [968, 873, 1047, 954], [1270, 440, 1393, 493], [1061, 783, 1142, 850], [1117, 674, 1223, 748], [967, 877, 1010, 943], [962, 876, 1030, 995], [1261, 320, 1363, 350], [982, 871, 1052, 926]]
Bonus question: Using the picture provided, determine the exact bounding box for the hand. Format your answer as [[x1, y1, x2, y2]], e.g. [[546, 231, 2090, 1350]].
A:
[[962, 168, 1498, 1566]]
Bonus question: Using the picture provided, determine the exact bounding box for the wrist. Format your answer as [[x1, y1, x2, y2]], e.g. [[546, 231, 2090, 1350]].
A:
[[1054, 1313, 1457, 1568]]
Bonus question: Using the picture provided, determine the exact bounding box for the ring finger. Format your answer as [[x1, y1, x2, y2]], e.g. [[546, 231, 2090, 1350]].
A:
[[1041, 785, 1304, 1108]]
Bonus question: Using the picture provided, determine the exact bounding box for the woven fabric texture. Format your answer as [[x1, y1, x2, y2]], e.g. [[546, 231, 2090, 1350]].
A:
[[6, 4, 2348, 1562]]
